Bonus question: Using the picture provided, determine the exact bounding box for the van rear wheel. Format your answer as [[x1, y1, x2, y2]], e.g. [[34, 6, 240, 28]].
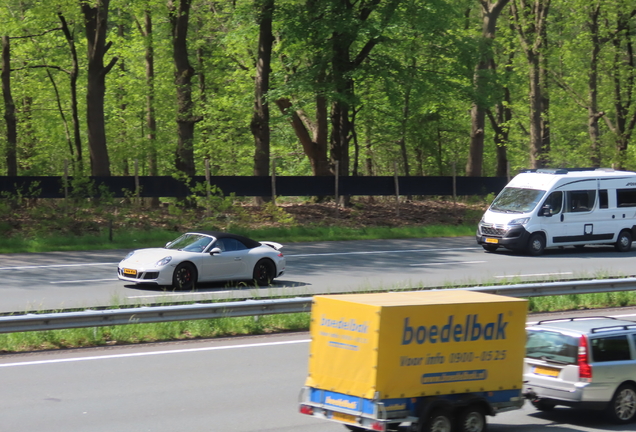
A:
[[615, 230, 633, 252]]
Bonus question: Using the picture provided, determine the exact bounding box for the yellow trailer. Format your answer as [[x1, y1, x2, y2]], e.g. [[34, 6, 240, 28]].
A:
[[299, 290, 528, 432]]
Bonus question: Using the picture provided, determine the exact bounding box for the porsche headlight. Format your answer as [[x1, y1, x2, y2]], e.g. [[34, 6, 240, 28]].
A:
[[508, 217, 530, 226], [156, 256, 172, 266]]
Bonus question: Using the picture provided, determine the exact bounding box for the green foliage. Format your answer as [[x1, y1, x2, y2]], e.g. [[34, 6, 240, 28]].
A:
[[3, 0, 636, 182]]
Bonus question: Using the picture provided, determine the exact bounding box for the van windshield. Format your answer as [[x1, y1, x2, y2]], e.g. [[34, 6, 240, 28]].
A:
[[490, 187, 545, 213], [526, 330, 579, 365]]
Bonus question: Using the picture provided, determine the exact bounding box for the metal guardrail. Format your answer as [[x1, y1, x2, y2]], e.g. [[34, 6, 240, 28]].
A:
[[1, 277, 635, 334]]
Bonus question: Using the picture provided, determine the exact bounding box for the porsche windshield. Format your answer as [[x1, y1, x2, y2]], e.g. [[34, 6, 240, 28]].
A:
[[166, 234, 213, 252], [490, 187, 545, 213]]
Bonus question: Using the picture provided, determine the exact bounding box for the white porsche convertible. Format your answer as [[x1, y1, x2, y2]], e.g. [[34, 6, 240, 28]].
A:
[[117, 231, 286, 289]]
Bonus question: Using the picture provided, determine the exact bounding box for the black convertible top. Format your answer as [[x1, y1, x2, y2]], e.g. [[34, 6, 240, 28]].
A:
[[189, 231, 261, 249]]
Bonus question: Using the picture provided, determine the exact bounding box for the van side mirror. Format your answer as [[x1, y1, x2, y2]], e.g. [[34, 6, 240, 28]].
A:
[[209, 247, 222, 256], [540, 205, 552, 217]]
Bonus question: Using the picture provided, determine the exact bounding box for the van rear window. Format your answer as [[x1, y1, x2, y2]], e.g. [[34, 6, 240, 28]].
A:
[[526, 330, 579, 364], [617, 189, 636, 207]]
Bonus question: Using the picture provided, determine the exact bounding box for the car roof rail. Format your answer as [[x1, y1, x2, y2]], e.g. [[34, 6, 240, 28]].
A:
[[591, 324, 636, 333], [536, 316, 615, 325]]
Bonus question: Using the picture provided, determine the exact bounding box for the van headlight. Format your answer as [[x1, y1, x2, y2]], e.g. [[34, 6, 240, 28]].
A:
[[508, 217, 530, 226]]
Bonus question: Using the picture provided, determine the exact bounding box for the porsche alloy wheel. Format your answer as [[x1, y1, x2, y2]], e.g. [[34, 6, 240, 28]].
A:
[[253, 259, 274, 286], [173, 262, 197, 290]]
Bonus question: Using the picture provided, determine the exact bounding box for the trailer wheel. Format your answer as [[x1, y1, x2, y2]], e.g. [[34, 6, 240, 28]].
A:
[[420, 409, 452, 432], [456, 406, 486, 432]]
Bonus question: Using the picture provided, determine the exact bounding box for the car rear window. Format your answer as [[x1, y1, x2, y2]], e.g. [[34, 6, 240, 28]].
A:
[[526, 330, 579, 364], [591, 335, 632, 362]]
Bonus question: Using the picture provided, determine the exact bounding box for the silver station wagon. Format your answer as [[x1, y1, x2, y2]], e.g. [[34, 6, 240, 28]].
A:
[[523, 316, 636, 424]]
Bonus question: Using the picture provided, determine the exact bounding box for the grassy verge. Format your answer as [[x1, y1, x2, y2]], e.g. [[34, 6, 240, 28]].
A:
[[0, 224, 477, 254], [2, 291, 636, 354]]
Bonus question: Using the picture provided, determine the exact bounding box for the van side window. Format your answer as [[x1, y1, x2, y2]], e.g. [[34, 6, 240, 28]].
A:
[[591, 335, 631, 362], [599, 190, 608, 209], [617, 188, 636, 207], [542, 191, 563, 215], [566, 190, 596, 213]]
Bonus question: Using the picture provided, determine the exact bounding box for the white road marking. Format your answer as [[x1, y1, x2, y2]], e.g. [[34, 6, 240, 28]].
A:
[[410, 261, 486, 267], [0, 263, 118, 271], [495, 272, 573, 278], [287, 247, 480, 258], [0, 339, 311, 368], [50, 278, 117, 284]]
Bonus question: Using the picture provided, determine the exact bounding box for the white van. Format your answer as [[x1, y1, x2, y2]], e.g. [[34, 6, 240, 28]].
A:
[[476, 168, 636, 255]]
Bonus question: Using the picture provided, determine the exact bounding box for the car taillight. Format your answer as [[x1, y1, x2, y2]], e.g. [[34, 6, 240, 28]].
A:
[[278, 252, 284, 257], [578, 335, 592, 381], [299, 405, 313, 415]]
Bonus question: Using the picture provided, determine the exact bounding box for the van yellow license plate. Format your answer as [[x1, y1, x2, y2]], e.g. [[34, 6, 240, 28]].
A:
[[533, 366, 559, 377], [123, 268, 137, 276], [332, 412, 356, 424], [485, 238, 499, 244]]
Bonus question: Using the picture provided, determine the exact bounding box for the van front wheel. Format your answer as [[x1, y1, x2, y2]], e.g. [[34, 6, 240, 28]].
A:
[[527, 233, 546, 256], [615, 230, 633, 252]]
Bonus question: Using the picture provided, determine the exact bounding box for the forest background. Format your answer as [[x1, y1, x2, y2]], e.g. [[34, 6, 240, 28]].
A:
[[2, 0, 636, 188]]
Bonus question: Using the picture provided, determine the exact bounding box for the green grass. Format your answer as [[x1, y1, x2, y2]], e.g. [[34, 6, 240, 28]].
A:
[[0, 224, 477, 254], [0, 313, 312, 353]]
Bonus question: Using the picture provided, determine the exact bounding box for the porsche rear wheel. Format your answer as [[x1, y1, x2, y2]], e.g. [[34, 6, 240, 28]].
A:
[[172, 262, 197, 290], [253, 259, 275, 286]]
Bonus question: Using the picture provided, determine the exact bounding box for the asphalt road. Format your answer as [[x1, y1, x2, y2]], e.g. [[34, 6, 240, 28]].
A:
[[2, 308, 636, 432], [1, 237, 636, 313]]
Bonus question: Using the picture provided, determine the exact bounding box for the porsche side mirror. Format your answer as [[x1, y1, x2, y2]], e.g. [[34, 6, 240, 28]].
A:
[[209, 247, 222, 255]]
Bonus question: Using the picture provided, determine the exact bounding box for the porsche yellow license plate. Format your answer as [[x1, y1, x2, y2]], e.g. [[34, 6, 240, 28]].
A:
[[332, 412, 356, 424], [123, 268, 137, 276], [485, 238, 499, 244], [534, 365, 559, 377]]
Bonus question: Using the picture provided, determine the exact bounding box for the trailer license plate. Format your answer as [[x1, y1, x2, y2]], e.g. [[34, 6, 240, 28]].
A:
[[485, 238, 499, 244], [332, 412, 356, 424], [123, 268, 137, 276], [534, 366, 559, 377]]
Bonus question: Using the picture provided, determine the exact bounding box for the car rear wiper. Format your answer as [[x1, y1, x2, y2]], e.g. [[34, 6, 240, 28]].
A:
[[540, 356, 570, 365]]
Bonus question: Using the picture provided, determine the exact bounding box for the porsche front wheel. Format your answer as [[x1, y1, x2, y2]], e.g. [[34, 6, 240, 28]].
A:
[[173, 262, 197, 290], [253, 259, 275, 286]]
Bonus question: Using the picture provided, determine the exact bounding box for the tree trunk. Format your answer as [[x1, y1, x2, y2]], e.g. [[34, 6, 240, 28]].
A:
[[81, 0, 117, 177], [466, 0, 510, 177], [511, 0, 550, 169], [251, 0, 275, 204], [169, 0, 199, 178], [1, 35, 17, 176], [587, 2, 602, 167], [58, 13, 83, 175], [275, 97, 330, 176]]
